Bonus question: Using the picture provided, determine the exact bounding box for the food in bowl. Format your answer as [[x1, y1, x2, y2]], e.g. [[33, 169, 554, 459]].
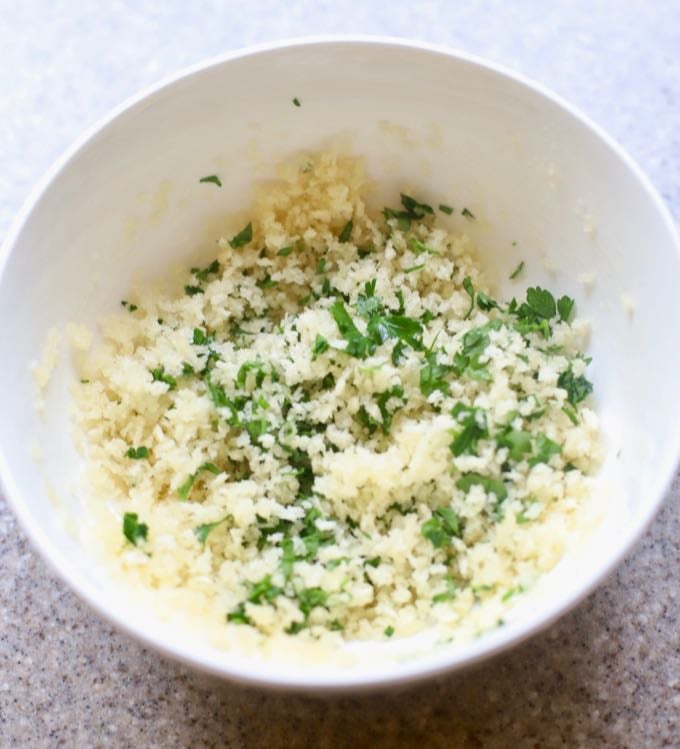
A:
[[70, 151, 600, 650]]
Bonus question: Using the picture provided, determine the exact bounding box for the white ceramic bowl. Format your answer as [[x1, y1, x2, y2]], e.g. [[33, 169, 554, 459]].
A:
[[1, 37, 678, 692]]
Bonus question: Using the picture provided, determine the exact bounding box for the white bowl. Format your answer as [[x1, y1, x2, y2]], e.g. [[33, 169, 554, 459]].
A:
[[1, 37, 678, 692]]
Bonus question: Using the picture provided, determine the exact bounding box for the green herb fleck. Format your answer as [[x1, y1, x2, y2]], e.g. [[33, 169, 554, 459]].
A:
[[194, 515, 230, 544], [462, 207, 475, 220], [433, 576, 458, 603], [557, 368, 593, 405], [150, 366, 177, 391], [557, 295, 575, 323], [123, 512, 148, 545], [404, 263, 425, 274], [456, 473, 507, 501], [228, 222, 253, 249], [421, 507, 461, 548], [125, 446, 149, 460], [184, 284, 204, 296], [450, 403, 488, 456], [277, 245, 293, 256], [339, 220, 353, 243], [292, 97, 301, 107], [462, 276, 475, 319], [529, 433, 562, 466], [438, 203, 453, 215], [509, 261, 524, 280], [178, 462, 221, 501], [384, 625, 395, 637], [199, 175, 222, 187]]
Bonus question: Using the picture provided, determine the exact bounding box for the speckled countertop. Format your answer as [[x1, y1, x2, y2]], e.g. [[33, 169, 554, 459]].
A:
[[1, 2, 678, 747]]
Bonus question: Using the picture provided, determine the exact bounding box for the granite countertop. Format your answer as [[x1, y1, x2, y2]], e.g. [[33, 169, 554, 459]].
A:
[[1, 2, 678, 747]]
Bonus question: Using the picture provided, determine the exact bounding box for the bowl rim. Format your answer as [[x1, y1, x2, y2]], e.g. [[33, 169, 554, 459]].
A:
[[1, 34, 678, 693]]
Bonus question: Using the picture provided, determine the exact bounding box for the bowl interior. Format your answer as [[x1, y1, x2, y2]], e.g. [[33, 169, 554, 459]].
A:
[[1, 39, 678, 689]]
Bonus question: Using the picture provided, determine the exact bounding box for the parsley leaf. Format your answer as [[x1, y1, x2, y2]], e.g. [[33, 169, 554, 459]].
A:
[[432, 576, 458, 603], [438, 204, 453, 215], [557, 295, 575, 323], [528, 433, 562, 466], [557, 368, 593, 405], [450, 403, 488, 456], [375, 386, 405, 433], [236, 360, 266, 389], [199, 175, 222, 187], [125, 446, 149, 460], [192, 259, 220, 281], [178, 462, 220, 501], [456, 473, 507, 501], [462, 276, 475, 319], [509, 260, 524, 280], [184, 284, 204, 296], [123, 512, 148, 545], [526, 287, 556, 319], [227, 603, 251, 625], [150, 367, 177, 391], [256, 272, 278, 289], [496, 427, 533, 462], [420, 349, 454, 396], [330, 301, 375, 358], [194, 515, 230, 544], [339, 220, 353, 243], [296, 586, 328, 619], [277, 245, 293, 256], [357, 405, 380, 436], [421, 507, 461, 548], [312, 334, 330, 359], [229, 222, 253, 249], [400, 193, 434, 218]]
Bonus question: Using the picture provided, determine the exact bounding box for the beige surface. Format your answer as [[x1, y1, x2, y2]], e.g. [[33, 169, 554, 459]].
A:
[[0, 475, 677, 747]]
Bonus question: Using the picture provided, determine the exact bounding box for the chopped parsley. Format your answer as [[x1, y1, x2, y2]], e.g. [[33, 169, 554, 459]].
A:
[[150, 366, 177, 391], [191, 259, 220, 282], [120, 300, 138, 312], [199, 175, 222, 187], [184, 284, 204, 296], [125, 446, 149, 460], [339, 220, 353, 243], [529, 433, 562, 466], [384, 625, 395, 637], [462, 276, 475, 319], [277, 245, 293, 256], [404, 263, 425, 274], [312, 334, 330, 359], [509, 260, 524, 280], [178, 462, 221, 501], [194, 515, 231, 544], [557, 295, 575, 323], [438, 203, 453, 215], [557, 368, 593, 405], [495, 426, 533, 462], [123, 512, 148, 545], [421, 506, 461, 548], [228, 222, 253, 249], [461, 207, 475, 220], [432, 576, 458, 603], [420, 349, 454, 396], [292, 97, 301, 107], [450, 403, 488, 456], [456, 473, 507, 502]]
